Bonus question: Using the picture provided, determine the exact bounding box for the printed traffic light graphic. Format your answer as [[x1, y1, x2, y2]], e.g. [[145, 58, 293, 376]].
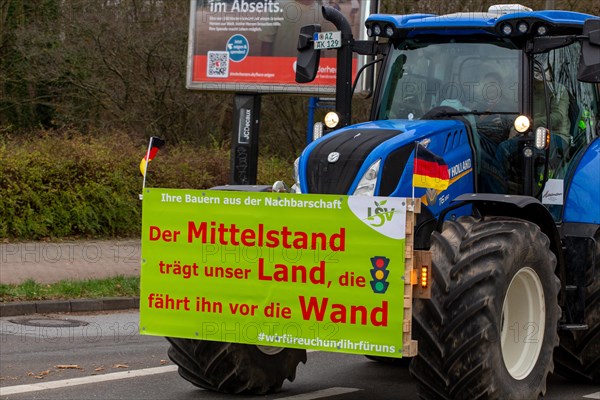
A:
[[370, 256, 390, 294]]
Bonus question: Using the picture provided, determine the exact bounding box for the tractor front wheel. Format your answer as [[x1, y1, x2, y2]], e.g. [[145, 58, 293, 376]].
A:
[[410, 216, 560, 399]]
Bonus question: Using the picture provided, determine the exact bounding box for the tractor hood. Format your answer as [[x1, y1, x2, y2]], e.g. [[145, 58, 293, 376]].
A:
[[298, 119, 467, 195]]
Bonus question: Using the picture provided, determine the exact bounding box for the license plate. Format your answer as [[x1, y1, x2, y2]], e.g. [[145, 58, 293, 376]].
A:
[[313, 31, 342, 50]]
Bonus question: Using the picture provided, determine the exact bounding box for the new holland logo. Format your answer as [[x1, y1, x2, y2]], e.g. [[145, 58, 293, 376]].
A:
[[327, 152, 340, 163], [426, 188, 438, 204]]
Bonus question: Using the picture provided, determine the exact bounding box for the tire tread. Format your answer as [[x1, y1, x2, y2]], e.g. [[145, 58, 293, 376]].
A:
[[410, 216, 560, 399], [166, 338, 307, 394]]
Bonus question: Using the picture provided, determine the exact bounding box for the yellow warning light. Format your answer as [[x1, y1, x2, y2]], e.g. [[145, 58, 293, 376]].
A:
[[420, 266, 429, 288]]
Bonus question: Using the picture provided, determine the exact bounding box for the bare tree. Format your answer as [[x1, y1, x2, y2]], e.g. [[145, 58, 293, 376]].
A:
[[2, 0, 597, 154]]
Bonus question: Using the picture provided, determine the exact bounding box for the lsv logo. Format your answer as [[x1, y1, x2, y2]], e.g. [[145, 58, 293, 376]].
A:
[[367, 200, 395, 227], [348, 196, 406, 239]]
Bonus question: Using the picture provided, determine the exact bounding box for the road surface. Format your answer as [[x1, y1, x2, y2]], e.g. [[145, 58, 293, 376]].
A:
[[1, 311, 598, 400]]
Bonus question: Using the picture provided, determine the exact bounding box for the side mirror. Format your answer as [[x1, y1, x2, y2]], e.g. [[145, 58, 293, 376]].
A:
[[578, 19, 600, 83], [296, 24, 321, 84]]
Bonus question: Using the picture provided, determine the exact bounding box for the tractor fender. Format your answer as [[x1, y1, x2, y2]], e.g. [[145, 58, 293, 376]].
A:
[[450, 193, 565, 284], [564, 137, 600, 225]]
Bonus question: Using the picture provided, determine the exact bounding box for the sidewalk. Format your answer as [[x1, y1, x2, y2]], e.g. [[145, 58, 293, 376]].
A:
[[0, 240, 140, 284], [0, 240, 141, 317]]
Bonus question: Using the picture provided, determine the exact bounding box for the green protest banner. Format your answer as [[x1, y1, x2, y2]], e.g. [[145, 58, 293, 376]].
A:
[[140, 188, 408, 357]]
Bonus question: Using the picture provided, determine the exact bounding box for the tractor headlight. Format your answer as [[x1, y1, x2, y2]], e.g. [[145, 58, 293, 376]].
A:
[[313, 122, 324, 141], [353, 159, 381, 197], [514, 115, 531, 133], [517, 21, 529, 34], [536, 25, 548, 36], [324, 112, 340, 129], [534, 127, 550, 150], [373, 24, 382, 37], [384, 25, 395, 38], [501, 23, 513, 36]]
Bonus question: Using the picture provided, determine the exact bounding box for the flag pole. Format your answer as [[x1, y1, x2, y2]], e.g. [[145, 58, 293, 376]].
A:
[[140, 137, 154, 200], [412, 141, 417, 202]]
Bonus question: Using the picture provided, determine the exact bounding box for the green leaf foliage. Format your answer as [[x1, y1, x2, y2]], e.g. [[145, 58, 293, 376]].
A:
[[0, 129, 292, 239]]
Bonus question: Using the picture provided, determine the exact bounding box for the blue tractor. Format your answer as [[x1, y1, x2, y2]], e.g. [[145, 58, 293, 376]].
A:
[[167, 4, 599, 399]]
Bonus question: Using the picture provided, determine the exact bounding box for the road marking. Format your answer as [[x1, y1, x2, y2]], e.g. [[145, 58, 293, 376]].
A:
[[583, 392, 600, 399], [0, 350, 321, 396], [0, 365, 179, 396], [278, 387, 362, 399]]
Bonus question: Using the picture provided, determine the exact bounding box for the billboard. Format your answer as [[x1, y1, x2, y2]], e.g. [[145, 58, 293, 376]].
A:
[[187, 0, 375, 94]]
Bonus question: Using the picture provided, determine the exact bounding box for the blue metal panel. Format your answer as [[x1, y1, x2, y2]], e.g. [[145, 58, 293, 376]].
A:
[[299, 119, 475, 221], [390, 127, 475, 217], [299, 119, 457, 193], [344, 120, 464, 194], [367, 10, 598, 32], [366, 14, 438, 27], [496, 10, 597, 25], [367, 13, 498, 30], [563, 138, 600, 224]]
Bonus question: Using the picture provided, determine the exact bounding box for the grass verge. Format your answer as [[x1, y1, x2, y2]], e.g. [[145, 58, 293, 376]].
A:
[[0, 276, 139, 302]]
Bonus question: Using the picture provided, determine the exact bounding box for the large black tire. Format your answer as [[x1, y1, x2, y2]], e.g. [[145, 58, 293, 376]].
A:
[[553, 231, 600, 383], [410, 216, 560, 399], [166, 338, 307, 394]]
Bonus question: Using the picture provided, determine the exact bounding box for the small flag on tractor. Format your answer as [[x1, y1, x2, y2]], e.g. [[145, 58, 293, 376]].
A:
[[412, 143, 449, 191], [140, 137, 165, 176]]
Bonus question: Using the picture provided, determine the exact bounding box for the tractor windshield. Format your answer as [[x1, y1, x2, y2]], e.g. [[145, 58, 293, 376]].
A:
[[378, 40, 520, 119], [376, 38, 522, 193], [377, 39, 521, 120]]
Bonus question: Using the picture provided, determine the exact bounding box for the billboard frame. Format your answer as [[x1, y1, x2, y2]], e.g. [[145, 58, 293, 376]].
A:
[[186, 0, 377, 95]]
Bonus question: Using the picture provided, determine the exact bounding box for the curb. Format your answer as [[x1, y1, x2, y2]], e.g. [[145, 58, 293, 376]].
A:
[[0, 297, 140, 317]]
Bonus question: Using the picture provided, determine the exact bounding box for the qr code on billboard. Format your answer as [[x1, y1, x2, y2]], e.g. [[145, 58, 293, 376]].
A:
[[207, 51, 229, 78]]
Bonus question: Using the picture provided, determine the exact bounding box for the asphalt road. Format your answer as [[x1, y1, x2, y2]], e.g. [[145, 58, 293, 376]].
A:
[[1, 311, 598, 400]]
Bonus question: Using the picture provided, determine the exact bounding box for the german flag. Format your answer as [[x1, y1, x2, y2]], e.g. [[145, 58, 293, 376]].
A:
[[140, 137, 165, 176], [412, 143, 449, 191]]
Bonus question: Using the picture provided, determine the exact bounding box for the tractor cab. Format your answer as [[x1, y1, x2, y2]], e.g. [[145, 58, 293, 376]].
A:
[[371, 17, 600, 208], [297, 5, 600, 222]]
